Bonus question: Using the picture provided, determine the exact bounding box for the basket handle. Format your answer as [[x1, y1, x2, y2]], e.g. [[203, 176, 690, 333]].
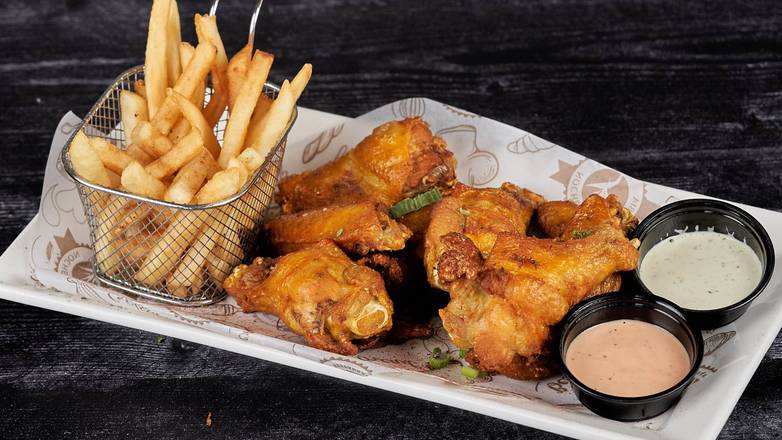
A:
[[209, 0, 265, 48]]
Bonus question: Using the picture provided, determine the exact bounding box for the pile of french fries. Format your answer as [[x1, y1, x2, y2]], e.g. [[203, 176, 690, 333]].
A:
[[68, 0, 311, 297]]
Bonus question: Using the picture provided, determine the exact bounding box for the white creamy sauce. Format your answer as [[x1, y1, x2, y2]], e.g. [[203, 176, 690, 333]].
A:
[[639, 230, 762, 310]]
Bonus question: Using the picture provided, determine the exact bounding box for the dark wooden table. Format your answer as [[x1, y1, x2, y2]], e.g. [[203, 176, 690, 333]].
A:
[[1, 0, 780, 438]]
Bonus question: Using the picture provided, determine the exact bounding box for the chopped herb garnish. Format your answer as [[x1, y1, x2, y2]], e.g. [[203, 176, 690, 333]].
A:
[[572, 230, 594, 239], [427, 347, 451, 369], [389, 188, 443, 219], [461, 365, 484, 380], [458, 348, 469, 359], [336, 228, 344, 237]]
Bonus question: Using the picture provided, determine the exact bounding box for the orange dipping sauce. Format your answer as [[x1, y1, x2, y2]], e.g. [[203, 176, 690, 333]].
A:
[[565, 319, 691, 398]]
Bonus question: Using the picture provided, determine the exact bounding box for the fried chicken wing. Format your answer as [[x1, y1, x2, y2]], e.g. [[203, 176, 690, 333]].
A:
[[277, 117, 456, 214], [423, 182, 544, 289], [436, 195, 640, 379], [223, 241, 393, 355], [265, 201, 412, 255]]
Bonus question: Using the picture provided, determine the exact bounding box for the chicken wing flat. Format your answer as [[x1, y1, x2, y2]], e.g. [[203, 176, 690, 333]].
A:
[[223, 241, 394, 355], [537, 196, 638, 240], [437, 195, 640, 379], [424, 182, 544, 289], [277, 117, 457, 214], [264, 201, 412, 255]]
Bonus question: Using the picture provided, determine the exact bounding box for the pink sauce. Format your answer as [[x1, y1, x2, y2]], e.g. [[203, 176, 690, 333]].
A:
[[565, 319, 691, 398]]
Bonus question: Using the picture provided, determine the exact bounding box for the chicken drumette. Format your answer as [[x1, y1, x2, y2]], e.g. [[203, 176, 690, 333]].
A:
[[224, 241, 394, 355]]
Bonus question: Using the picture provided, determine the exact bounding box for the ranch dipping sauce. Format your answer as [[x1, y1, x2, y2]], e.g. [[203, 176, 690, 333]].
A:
[[639, 231, 763, 310], [565, 319, 691, 398]]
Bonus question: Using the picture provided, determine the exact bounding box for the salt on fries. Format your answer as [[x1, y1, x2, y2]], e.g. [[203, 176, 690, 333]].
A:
[[68, 0, 312, 296]]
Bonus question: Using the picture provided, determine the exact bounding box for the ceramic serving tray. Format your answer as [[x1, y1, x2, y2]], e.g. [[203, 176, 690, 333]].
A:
[[1, 99, 780, 440]]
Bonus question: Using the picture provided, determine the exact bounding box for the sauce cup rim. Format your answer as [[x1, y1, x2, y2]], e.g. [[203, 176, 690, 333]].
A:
[[558, 293, 704, 404], [632, 198, 775, 316]]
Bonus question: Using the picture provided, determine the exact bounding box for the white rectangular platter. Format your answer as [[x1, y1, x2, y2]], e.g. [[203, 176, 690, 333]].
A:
[[1, 99, 780, 440]]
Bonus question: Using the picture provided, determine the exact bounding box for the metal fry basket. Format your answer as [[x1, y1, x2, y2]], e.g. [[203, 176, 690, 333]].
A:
[[61, 65, 294, 306]]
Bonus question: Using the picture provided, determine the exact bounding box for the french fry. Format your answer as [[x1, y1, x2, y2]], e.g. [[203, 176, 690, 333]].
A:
[[244, 95, 273, 148], [203, 66, 228, 127], [167, 222, 214, 297], [290, 63, 313, 101], [226, 158, 250, 187], [152, 130, 175, 157], [145, 129, 203, 179], [195, 13, 230, 128], [168, 118, 191, 144], [178, 42, 205, 108], [134, 168, 243, 285], [119, 90, 149, 146], [239, 80, 295, 170], [106, 169, 122, 188], [121, 161, 167, 198], [70, 131, 116, 188], [143, 0, 172, 118], [195, 166, 245, 204], [226, 44, 252, 112], [126, 143, 155, 165], [93, 196, 129, 275], [88, 136, 133, 174], [194, 14, 228, 71], [165, 0, 182, 87], [218, 51, 274, 168], [134, 80, 147, 99], [163, 151, 219, 204], [131, 121, 161, 156], [207, 227, 243, 283], [170, 90, 220, 159], [151, 41, 216, 135]]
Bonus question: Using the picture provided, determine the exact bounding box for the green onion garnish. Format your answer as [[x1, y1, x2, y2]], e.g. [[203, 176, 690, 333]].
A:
[[461, 366, 483, 380], [571, 230, 594, 239], [389, 188, 443, 219], [427, 347, 451, 370], [458, 348, 469, 359]]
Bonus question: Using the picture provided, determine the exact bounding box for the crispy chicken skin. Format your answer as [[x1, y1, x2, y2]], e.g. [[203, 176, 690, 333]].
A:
[[277, 117, 457, 214], [223, 241, 394, 355], [264, 201, 412, 255], [537, 196, 638, 240], [536, 201, 578, 238], [424, 182, 544, 289], [436, 195, 640, 379]]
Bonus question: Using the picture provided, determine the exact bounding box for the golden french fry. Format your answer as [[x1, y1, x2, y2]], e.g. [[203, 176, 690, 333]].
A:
[[151, 41, 216, 135], [134, 169, 242, 285], [144, 0, 172, 118], [121, 161, 167, 198], [134, 80, 147, 99], [145, 129, 203, 179], [119, 90, 149, 147], [226, 43, 252, 112], [207, 226, 243, 283], [168, 117, 191, 144], [241, 80, 295, 170], [163, 150, 218, 204], [178, 42, 205, 108], [244, 95, 273, 149], [151, 130, 175, 157], [126, 143, 155, 165], [195, 166, 244, 204], [290, 63, 313, 101], [88, 136, 133, 174], [194, 14, 228, 71], [218, 51, 274, 168], [203, 67, 228, 127], [165, 0, 182, 87], [106, 169, 122, 188], [93, 196, 129, 275], [131, 121, 164, 156], [70, 131, 116, 188], [170, 90, 220, 159], [167, 222, 215, 296], [226, 158, 250, 186]]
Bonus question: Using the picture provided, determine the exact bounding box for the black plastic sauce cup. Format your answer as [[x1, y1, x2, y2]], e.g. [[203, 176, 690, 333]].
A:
[[559, 293, 704, 421], [632, 199, 775, 329]]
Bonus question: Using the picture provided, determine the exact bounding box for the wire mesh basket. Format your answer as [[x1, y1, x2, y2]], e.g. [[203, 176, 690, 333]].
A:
[[61, 65, 294, 306]]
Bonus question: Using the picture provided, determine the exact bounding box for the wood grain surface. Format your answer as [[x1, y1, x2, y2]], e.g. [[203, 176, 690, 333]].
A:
[[1, 0, 780, 438]]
